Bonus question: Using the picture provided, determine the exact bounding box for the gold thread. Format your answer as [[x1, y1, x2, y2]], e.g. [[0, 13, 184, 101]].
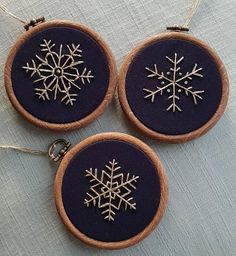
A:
[[0, 145, 47, 156], [167, 0, 202, 31], [183, 0, 202, 28], [0, 4, 45, 30], [0, 4, 26, 24], [0, 139, 71, 161]]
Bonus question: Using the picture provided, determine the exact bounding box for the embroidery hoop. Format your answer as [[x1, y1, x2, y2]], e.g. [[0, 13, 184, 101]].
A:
[[4, 20, 117, 131], [54, 132, 168, 249], [118, 29, 229, 143]]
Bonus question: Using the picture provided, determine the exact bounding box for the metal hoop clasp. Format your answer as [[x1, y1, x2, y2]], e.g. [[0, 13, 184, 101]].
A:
[[24, 17, 45, 31], [166, 25, 189, 32], [48, 139, 71, 162]]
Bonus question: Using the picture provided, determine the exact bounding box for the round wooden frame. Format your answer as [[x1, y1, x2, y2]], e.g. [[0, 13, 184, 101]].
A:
[[54, 132, 168, 249], [4, 20, 117, 131], [118, 32, 229, 143]]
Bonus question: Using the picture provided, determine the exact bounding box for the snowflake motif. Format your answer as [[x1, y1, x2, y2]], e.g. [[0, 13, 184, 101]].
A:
[[22, 39, 94, 106], [143, 53, 204, 112], [84, 159, 139, 221]]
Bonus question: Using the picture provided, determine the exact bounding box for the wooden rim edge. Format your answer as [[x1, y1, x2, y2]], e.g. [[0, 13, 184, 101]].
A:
[[54, 132, 168, 249], [4, 20, 117, 131], [118, 32, 229, 143]]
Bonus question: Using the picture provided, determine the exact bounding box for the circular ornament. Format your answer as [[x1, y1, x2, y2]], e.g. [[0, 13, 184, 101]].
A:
[[119, 32, 229, 143], [54, 132, 168, 249], [5, 20, 117, 131]]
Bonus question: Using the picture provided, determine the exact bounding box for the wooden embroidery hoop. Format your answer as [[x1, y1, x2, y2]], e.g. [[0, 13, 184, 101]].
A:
[[4, 20, 117, 131], [118, 32, 229, 143], [54, 132, 168, 249]]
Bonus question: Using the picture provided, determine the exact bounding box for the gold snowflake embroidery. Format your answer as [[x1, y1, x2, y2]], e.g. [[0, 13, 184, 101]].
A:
[[143, 53, 204, 112], [84, 159, 139, 221], [23, 39, 94, 106]]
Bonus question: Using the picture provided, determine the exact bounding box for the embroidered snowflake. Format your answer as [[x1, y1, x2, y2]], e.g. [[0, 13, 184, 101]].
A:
[[143, 53, 204, 112], [22, 39, 94, 106], [84, 159, 139, 221]]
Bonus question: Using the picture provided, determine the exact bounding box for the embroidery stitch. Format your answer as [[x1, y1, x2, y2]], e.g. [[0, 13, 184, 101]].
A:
[[84, 159, 139, 221], [23, 39, 94, 106], [143, 53, 204, 112]]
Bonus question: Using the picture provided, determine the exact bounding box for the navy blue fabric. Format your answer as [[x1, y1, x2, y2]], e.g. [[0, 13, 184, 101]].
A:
[[125, 39, 222, 135], [62, 139, 161, 242], [11, 26, 109, 123]]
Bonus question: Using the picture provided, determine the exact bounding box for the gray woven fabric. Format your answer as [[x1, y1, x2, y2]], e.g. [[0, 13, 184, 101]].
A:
[[0, 0, 235, 255]]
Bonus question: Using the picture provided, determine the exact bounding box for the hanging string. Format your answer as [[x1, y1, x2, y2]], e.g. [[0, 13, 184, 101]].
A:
[[1, 1, 201, 31], [182, 0, 202, 28], [0, 144, 47, 155], [167, 0, 202, 31], [0, 139, 71, 162], [0, 4, 45, 30], [0, 0, 202, 30], [0, 4, 26, 24]]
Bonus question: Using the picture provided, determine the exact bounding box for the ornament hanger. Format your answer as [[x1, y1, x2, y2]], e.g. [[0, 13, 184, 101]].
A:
[[0, 4, 45, 30], [118, 0, 228, 143], [2, 1, 117, 131], [0, 139, 71, 162], [167, 0, 202, 31], [0, 0, 201, 31], [0, 132, 168, 249]]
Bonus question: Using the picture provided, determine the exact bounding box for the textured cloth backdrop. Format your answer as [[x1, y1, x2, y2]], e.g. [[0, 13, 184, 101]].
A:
[[0, 0, 235, 255]]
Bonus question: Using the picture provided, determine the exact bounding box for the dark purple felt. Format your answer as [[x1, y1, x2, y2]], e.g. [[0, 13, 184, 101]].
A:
[[11, 26, 109, 124], [61, 139, 161, 242], [125, 39, 222, 135]]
